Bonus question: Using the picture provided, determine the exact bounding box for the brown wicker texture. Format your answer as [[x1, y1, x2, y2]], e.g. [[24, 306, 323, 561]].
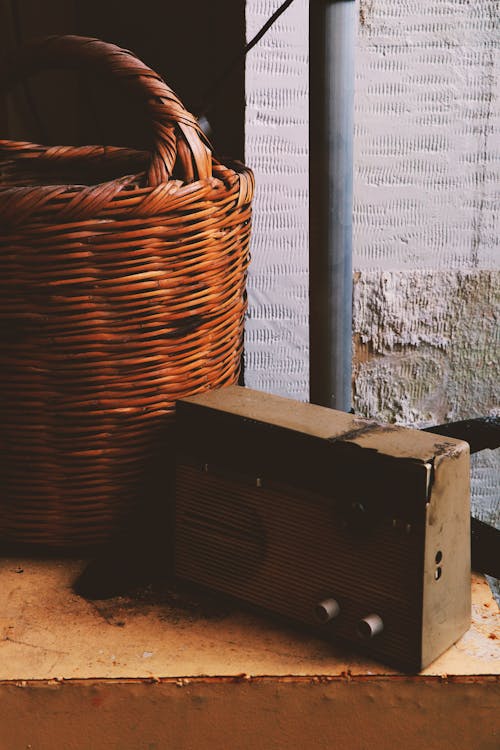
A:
[[0, 36, 253, 548]]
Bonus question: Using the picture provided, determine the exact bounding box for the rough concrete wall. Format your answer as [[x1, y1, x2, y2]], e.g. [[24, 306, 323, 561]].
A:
[[352, 271, 499, 427], [245, 1, 499, 593]]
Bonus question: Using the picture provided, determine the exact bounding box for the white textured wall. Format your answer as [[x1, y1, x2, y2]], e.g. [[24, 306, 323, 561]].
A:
[[245, 0, 309, 399], [353, 0, 498, 271], [244, 0, 499, 592]]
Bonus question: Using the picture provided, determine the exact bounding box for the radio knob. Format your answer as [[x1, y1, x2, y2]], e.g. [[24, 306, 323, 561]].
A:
[[357, 613, 384, 639], [314, 598, 340, 624]]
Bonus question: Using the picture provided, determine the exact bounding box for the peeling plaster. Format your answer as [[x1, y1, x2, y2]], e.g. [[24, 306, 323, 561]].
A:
[[352, 270, 499, 426]]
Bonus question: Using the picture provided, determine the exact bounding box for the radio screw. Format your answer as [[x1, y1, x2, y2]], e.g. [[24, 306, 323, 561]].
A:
[[351, 500, 365, 514], [357, 614, 384, 640], [314, 598, 340, 624]]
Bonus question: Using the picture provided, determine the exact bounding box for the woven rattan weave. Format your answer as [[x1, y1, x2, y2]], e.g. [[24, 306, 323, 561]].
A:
[[0, 36, 253, 548]]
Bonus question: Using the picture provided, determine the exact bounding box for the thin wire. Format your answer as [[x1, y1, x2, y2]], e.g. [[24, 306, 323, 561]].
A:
[[198, 0, 296, 117], [7, 0, 297, 139]]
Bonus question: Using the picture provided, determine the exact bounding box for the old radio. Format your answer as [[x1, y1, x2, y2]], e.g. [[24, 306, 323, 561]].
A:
[[174, 386, 471, 671]]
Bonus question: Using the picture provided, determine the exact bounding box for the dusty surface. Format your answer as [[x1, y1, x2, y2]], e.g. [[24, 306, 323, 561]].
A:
[[0, 559, 498, 681]]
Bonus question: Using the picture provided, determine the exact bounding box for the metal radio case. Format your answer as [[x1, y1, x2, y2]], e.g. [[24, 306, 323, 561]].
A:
[[174, 386, 471, 671]]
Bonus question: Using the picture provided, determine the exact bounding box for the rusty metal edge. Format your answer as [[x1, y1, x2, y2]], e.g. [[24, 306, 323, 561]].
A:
[[2, 673, 500, 687]]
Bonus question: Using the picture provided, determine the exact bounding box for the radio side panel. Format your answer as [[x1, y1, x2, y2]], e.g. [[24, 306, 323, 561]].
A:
[[421, 442, 471, 669]]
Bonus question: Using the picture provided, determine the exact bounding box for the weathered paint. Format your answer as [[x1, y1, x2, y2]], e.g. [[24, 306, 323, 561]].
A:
[[1, 677, 499, 750]]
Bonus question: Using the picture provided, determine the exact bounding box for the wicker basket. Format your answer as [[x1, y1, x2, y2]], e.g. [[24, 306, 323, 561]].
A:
[[0, 36, 253, 549]]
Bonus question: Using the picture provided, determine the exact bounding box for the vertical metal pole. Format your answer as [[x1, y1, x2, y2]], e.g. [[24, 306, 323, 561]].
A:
[[309, 0, 355, 411]]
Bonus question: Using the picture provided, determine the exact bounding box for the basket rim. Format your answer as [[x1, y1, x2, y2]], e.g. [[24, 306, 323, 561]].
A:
[[0, 35, 213, 185]]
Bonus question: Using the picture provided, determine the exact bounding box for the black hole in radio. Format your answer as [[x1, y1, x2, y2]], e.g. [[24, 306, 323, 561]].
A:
[[435, 550, 443, 564], [314, 598, 340, 624], [435, 567, 442, 580], [356, 614, 384, 640], [357, 620, 372, 639]]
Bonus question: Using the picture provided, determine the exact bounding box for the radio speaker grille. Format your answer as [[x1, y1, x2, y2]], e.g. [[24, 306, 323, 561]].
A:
[[176, 464, 424, 668]]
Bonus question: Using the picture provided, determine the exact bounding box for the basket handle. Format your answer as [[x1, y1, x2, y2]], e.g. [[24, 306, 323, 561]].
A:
[[0, 35, 212, 186]]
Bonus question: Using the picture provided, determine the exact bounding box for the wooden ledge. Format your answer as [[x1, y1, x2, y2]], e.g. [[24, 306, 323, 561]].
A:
[[0, 560, 498, 682], [0, 560, 498, 750]]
